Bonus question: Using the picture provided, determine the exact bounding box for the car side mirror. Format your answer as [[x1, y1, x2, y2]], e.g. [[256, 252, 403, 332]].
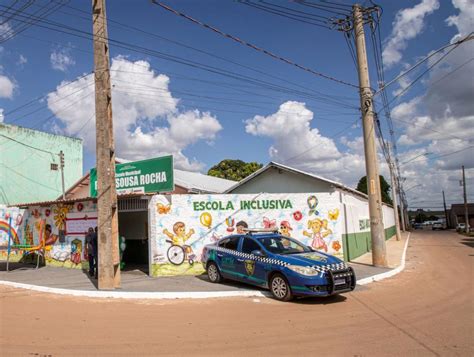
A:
[[251, 250, 265, 257]]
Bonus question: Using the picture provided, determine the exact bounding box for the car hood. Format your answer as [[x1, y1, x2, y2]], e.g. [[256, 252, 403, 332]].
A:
[[277, 251, 342, 267]]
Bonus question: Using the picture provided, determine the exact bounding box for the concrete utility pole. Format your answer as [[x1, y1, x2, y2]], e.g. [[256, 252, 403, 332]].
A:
[[398, 183, 406, 231], [92, 0, 120, 289], [389, 156, 401, 241], [59, 150, 66, 200], [462, 165, 469, 233], [353, 4, 387, 267], [442, 190, 449, 228]]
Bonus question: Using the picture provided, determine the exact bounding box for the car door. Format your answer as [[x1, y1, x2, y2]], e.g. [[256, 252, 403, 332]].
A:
[[215, 236, 243, 281], [238, 237, 267, 287]]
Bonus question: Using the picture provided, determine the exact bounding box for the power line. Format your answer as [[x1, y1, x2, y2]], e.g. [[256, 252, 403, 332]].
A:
[[44, 1, 357, 108], [281, 117, 360, 164], [237, 1, 332, 29], [374, 33, 474, 95], [150, 1, 359, 89], [1, 5, 360, 112], [0, 133, 57, 155]]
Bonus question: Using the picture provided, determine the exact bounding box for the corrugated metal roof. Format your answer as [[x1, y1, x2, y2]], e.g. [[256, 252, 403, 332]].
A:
[[225, 161, 370, 200], [9, 193, 153, 208], [174, 169, 235, 193]]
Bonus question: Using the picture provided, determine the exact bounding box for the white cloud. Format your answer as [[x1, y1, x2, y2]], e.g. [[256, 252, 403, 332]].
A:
[[383, 0, 440, 68], [17, 54, 27, 66], [0, 23, 12, 41], [0, 108, 4, 123], [47, 57, 222, 172], [245, 101, 373, 187], [0, 74, 15, 98], [389, 1, 474, 210], [50, 47, 75, 72], [446, 0, 474, 42]]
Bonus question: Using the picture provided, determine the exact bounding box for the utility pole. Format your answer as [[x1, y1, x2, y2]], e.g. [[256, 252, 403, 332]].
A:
[[59, 150, 66, 200], [462, 165, 469, 233], [442, 190, 449, 228], [353, 4, 387, 267], [92, 0, 120, 289], [388, 154, 401, 240], [398, 181, 406, 231]]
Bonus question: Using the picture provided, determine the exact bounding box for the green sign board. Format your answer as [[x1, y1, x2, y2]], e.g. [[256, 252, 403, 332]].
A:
[[90, 156, 174, 197]]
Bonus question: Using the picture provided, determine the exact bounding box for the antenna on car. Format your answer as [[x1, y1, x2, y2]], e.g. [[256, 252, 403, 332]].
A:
[[242, 228, 279, 234]]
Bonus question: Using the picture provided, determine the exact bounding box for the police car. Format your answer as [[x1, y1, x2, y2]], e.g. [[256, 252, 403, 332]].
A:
[[201, 229, 356, 301]]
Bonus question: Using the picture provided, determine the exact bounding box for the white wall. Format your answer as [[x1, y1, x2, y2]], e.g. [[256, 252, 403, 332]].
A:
[[230, 167, 335, 194]]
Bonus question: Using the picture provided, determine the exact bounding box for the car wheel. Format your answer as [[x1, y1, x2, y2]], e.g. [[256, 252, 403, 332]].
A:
[[207, 262, 222, 283], [269, 273, 293, 301]]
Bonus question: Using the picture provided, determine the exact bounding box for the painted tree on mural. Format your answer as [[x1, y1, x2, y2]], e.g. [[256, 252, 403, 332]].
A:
[[207, 160, 263, 181], [355, 175, 393, 205]]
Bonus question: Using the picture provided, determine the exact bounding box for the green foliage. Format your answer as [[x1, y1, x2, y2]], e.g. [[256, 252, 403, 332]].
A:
[[207, 159, 263, 181], [356, 175, 393, 205]]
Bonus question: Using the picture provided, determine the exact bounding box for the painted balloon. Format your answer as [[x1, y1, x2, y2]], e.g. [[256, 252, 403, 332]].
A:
[[200, 212, 212, 229]]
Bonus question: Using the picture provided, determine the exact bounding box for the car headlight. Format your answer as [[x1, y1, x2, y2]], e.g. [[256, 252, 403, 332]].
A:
[[287, 265, 319, 276]]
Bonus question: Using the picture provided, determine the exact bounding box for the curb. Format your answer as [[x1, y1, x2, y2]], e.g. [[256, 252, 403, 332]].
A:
[[357, 232, 410, 285], [0, 233, 410, 299]]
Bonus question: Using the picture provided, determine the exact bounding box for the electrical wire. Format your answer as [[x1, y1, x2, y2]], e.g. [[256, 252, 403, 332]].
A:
[[281, 117, 360, 164], [150, 1, 359, 89], [0, 5, 360, 112], [47, 1, 358, 107]]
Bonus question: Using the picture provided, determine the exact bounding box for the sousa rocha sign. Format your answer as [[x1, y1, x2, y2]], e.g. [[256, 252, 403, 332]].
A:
[[90, 156, 174, 197]]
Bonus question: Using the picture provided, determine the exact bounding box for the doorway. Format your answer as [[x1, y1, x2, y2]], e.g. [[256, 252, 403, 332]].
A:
[[118, 197, 149, 274]]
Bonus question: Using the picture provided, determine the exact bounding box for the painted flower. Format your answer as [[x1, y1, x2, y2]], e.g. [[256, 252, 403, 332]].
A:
[[293, 211, 303, 221], [332, 241, 341, 252], [45, 209, 51, 217], [77, 203, 84, 212]]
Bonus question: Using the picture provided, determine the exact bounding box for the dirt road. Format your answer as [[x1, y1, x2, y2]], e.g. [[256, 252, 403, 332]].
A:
[[1, 230, 473, 356]]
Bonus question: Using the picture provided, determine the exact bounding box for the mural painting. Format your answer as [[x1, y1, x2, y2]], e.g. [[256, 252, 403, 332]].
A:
[[2, 202, 98, 269], [0, 205, 26, 262], [149, 193, 344, 277]]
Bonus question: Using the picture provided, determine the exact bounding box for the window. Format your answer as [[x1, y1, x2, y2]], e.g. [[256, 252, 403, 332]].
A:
[[241, 238, 261, 254], [218, 236, 240, 251]]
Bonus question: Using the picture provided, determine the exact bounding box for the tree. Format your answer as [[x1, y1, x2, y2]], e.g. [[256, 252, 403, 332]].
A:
[[207, 159, 263, 181], [355, 175, 393, 205]]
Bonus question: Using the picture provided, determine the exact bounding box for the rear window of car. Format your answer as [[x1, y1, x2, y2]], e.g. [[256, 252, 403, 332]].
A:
[[218, 236, 240, 251]]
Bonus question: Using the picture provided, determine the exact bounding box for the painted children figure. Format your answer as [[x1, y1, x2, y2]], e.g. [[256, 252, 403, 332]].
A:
[[279, 220, 293, 249], [279, 220, 293, 237], [303, 218, 330, 252], [163, 222, 196, 259], [236, 220, 248, 234]]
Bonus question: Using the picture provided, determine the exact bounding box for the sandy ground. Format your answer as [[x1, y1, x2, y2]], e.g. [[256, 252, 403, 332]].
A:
[[1, 230, 473, 356]]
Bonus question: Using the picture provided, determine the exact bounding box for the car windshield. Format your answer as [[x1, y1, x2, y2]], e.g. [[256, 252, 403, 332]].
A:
[[256, 236, 311, 255]]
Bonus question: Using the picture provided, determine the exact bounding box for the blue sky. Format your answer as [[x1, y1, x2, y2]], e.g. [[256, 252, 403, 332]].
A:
[[0, 0, 473, 209]]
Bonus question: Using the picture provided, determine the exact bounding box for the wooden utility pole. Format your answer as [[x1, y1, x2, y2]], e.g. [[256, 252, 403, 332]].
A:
[[442, 190, 449, 228], [59, 150, 66, 200], [462, 165, 469, 233], [353, 4, 387, 267], [92, 0, 120, 289]]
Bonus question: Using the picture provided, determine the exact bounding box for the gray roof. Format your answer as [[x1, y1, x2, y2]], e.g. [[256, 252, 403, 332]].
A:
[[225, 161, 369, 199], [174, 169, 235, 193]]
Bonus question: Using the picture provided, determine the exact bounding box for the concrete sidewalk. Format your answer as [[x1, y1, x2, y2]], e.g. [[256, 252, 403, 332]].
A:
[[350, 232, 408, 269], [0, 233, 408, 297]]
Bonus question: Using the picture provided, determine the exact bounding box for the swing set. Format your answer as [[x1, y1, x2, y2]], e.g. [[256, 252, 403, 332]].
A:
[[2, 216, 46, 271]]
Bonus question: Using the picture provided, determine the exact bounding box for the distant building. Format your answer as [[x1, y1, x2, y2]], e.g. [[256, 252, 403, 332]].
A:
[[448, 203, 474, 228], [0, 123, 83, 205]]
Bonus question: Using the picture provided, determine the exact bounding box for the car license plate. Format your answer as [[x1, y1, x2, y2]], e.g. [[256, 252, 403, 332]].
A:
[[334, 278, 346, 285]]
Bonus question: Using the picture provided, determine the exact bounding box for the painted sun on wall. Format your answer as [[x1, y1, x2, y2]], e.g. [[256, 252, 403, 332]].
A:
[[150, 193, 344, 277]]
